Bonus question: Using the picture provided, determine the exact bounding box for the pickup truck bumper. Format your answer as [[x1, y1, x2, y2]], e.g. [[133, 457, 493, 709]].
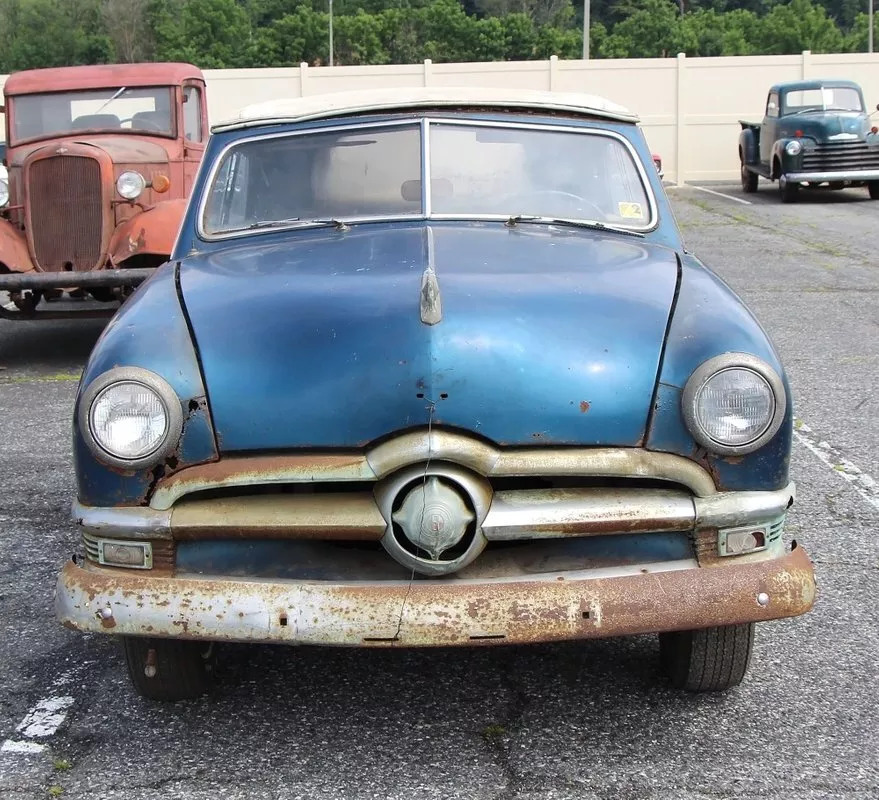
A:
[[784, 169, 879, 183], [0, 268, 154, 292], [55, 543, 816, 647]]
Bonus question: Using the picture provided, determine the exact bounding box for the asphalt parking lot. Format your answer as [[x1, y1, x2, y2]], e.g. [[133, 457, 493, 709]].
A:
[[0, 181, 877, 800]]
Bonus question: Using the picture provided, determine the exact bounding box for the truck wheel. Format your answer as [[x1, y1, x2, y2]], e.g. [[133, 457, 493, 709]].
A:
[[778, 175, 799, 203], [868, 181, 879, 200], [122, 636, 214, 701], [740, 162, 758, 193], [659, 622, 754, 692]]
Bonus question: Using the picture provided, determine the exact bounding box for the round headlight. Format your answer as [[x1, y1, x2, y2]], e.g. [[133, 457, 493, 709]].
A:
[[785, 140, 802, 156], [116, 171, 146, 200], [682, 354, 787, 456], [0, 178, 8, 208], [79, 367, 183, 469]]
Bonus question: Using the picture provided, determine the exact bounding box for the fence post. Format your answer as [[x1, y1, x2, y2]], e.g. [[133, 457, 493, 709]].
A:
[[549, 55, 558, 91], [299, 62, 309, 97], [424, 59, 432, 87], [801, 50, 811, 79], [675, 52, 686, 186]]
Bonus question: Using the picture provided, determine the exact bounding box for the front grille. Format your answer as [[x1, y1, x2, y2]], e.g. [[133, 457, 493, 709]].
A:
[[801, 141, 879, 172], [27, 156, 103, 271]]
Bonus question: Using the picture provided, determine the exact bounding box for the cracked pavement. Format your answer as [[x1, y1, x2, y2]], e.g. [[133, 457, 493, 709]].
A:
[[0, 184, 877, 799]]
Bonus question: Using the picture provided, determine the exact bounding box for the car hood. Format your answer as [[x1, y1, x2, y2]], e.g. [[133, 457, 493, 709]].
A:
[[9, 135, 170, 167], [179, 222, 680, 451], [778, 111, 870, 140]]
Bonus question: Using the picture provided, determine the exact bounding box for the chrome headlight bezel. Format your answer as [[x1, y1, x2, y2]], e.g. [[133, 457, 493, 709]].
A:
[[785, 140, 803, 156], [681, 353, 787, 457], [78, 367, 183, 470], [116, 170, 146, 200], [0, 177, 8, 208]]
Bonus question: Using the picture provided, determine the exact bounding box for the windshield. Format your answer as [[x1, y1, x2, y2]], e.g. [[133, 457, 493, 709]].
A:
[[11, 86, 176, 143], [202, 120, 653, 236], [782, 86, 864, 115]]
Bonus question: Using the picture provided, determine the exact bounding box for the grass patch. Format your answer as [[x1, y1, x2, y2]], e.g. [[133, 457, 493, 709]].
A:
[[53, 758, 72, 772], [0, 371, 81, 384], [482, 723, 506, 742]]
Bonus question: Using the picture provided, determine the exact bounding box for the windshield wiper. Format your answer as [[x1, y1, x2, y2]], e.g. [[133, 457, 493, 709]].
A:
[[504, 214, 645, 238], [225, 217, 352, 233], [94, 86, 127, 115]]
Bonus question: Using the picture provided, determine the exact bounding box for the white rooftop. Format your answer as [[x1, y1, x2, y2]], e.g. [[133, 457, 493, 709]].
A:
[[212, 86, 639, 132]]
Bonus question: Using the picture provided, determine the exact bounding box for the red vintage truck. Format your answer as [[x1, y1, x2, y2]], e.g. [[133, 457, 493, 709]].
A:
[[0, 62, 208, 319]]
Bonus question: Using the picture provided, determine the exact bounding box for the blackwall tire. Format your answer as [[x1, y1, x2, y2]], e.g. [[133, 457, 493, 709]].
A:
[[122, 636, 214, 701], [659, 622, 755, 692]]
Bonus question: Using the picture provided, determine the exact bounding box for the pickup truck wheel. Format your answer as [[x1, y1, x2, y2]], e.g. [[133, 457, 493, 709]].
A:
[[122, 636, 214, 701], [740, 162, 758, 192], [778, 175, 799, 203], [868, 181, 879, 199], [659, 622, 754, 692]]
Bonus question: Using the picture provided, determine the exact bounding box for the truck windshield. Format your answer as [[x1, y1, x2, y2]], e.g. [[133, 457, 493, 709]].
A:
[[783, 87, 864, 115], [10, 86, 176, 144]]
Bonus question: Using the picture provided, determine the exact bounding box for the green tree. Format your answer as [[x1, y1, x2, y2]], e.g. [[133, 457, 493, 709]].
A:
[[750, 0, 844, 53]]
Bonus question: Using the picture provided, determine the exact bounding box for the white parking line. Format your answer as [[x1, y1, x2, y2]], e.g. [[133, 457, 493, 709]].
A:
[[1, 669, 82, 756], [793, 419, 879, 511], [691, 185, 752, 205]]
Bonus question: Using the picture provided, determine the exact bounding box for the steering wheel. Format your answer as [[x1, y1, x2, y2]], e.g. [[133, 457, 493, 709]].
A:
[[502, 189, 605, 219], [119, 117, 165, 132]]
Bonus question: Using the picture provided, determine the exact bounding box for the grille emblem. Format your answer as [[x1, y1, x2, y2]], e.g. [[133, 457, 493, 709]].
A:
[[392, 476, 473, 560]]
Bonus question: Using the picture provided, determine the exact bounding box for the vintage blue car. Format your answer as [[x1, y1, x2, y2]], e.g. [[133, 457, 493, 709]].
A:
[[55, 88, 816, 701]]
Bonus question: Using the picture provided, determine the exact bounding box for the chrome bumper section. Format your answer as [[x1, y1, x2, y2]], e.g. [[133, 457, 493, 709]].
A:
[[55, 544, 816, 646]]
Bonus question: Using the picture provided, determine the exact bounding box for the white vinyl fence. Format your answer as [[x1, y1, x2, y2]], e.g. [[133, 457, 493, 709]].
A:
[[4, 52, 879, 183]]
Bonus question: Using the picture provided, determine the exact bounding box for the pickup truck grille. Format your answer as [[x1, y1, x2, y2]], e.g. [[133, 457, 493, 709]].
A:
[[801, 141, 879, 172], [27, 155, 104, 272]]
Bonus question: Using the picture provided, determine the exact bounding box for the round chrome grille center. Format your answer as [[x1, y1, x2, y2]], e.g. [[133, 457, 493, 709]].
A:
[[392, 476, 475, 561], [375, 463, 492, 576]]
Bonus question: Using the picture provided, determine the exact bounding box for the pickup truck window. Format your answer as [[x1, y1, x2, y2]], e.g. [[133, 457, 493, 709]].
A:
[[766, 93, 779, 118], [11, 86, 176, 144], [783, 87, 863, 115]]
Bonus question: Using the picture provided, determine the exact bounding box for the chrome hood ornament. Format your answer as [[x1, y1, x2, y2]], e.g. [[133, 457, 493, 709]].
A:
[[420, 266, 442, 325]]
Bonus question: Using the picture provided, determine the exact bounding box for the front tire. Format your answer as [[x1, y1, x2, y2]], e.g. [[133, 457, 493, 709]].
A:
[[122, 636, 215, 701], [778, 174, 799, 203], [741, 162, 758, 193], [868, 181, 879, 200], [659, 622, 754, 692]]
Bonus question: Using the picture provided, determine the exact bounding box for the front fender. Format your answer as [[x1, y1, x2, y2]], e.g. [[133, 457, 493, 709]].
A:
[[646, 254, 792, 491], [0, 217, 35, 273], [770, 140, 798, 178], [108, 198, 188, 267]]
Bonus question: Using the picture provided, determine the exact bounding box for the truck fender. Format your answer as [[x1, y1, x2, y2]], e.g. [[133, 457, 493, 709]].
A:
[[738, 128, 758, 166], [109, 198, 189, 267], [770, 140, 792, 178], [0, 217, 35, 274]]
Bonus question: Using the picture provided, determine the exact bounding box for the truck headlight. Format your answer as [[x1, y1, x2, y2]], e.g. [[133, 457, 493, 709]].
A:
[[79, 367, 183, 469], [116, 171, 146, 200], [682, 353, 787, 456], [0, 178, 8, 208], [785, 140, 802, 156]]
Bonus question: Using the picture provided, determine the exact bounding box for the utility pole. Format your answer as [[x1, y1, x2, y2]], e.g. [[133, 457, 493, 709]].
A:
[[329, 0, 334, 66], [870, 0, 874, 54], [582, 0, 590, 59]]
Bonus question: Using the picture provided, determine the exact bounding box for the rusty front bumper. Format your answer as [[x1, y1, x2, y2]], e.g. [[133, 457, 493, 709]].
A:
[[55, 544, 815, 647]]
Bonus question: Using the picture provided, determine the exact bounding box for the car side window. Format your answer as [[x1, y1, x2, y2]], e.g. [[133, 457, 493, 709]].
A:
[[766, 93, 779, 119], [183, 86, 204, 143]]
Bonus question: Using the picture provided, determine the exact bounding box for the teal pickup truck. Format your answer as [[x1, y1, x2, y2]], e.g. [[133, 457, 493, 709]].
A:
[[739, 79, 879, 202]]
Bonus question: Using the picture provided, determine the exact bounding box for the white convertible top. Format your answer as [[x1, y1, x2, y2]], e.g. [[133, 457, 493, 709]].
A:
[[212, 86, 639, 132]]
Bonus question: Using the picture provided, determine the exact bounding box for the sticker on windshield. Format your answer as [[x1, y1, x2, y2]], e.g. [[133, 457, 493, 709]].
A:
[[618, 202, 645, 219]]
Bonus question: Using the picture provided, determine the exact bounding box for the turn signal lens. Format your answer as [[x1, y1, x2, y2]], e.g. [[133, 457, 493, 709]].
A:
[[151, 174, 170, 193]]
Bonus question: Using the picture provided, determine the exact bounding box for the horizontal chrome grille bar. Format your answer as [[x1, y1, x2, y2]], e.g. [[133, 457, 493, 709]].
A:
[[75, 482, 796, 544], [482, 488, 694, 540]]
